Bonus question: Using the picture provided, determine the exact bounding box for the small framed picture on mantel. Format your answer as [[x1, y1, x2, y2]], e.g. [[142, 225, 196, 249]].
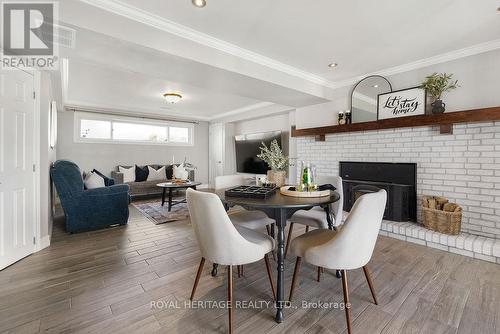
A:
[[377, 87, 427, 120]]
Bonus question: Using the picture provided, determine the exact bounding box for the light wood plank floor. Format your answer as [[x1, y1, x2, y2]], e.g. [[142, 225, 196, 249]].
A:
[[1, 205, 499, 334]]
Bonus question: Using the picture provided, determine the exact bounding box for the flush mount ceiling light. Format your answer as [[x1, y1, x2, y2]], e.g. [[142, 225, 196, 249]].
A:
[[373, 84, 379, 88], [192, 0, 206, 8], [328, 62, 338, 68], [163, 93, 182, 104]]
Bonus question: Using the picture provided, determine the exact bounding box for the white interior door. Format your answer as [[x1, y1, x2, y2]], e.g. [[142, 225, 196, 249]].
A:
[[0, 69, 36, 270], [209, 123, 225, 187]]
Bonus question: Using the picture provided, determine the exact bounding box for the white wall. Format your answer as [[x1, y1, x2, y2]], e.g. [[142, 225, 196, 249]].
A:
[[295, 49, 500, 129], [233, 112, 293, 158], [56, 111, 210, 184], [233, 113, 291, 135], [231, 111, 297, 181], [223, 123, 236, 175]]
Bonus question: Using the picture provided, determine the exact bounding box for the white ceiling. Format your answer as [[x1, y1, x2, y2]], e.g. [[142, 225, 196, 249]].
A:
[[59, 25, 325, 120], [116, 0, 500, 81], [58, 0, 500, 121], [65, 59, 261, 120]]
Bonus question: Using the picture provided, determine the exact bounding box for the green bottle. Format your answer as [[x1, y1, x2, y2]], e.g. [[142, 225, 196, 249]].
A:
[[302, 163, 312, 190]]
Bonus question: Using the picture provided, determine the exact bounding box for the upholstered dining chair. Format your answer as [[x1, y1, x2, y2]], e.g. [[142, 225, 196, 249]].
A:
[[285, 175, 344, 259], [215, 175, 275, 231], [215, 175, 276, 275], [288, 189, 387, 334], [186, 189, 276, 334]]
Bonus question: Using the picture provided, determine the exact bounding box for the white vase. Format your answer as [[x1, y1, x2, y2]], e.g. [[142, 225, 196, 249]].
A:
[[173, 164, 189, 180]]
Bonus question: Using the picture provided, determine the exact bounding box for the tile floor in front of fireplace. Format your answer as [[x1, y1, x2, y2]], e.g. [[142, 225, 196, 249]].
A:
[[380, 220, 500, 264], [0, 206, 499, 333]]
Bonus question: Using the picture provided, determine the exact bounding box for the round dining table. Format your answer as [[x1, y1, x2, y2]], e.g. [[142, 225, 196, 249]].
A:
[[215, 188, 341, 323]]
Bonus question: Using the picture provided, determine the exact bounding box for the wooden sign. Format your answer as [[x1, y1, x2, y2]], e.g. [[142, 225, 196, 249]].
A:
[[377, 87, 426, 120]]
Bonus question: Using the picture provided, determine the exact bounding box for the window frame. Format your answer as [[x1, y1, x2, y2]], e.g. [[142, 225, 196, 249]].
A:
[[74, 111, 194, 146]]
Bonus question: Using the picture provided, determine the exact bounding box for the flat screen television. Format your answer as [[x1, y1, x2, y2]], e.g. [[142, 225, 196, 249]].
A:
[[235, 131, 285, 174]]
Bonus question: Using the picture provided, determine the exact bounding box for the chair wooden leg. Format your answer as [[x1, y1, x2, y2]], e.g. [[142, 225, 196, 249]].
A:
[[317, 267, 321, 282], [305, 226, 310, 233], [237, 265, 241, 278], [228, 265, 234, 334], [284, 223, 294, 259], [363, 265, 378, 305], [289, 257, 302, 301], [190, 257, 205, 301], [264, 254, 276, 300], [341, 270, 352, 334]]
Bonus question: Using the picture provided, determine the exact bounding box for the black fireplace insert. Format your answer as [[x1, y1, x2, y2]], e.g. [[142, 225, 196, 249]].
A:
[[340, 161, 417, 222]]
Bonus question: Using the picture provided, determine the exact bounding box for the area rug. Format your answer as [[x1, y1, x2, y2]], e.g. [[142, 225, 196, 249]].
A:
[[133, 200, 190, 225]]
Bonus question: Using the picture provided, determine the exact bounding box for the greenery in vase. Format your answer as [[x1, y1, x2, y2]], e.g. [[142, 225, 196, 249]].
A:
[[421, 72, 459, 101], [257, 139, 289, 171]]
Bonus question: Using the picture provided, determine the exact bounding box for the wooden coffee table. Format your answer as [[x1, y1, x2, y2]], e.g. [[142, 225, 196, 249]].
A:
[[157, 181, 202, 212]]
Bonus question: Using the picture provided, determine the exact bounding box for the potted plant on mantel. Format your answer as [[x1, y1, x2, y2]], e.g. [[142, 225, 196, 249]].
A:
[[421, 72, 459, 114], [257, 139, 289, 187]]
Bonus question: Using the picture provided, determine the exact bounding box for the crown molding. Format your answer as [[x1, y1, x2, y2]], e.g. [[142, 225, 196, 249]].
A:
[[209, 102, 275, 121], [331, 38, 500, 90], [80, 1, 500, 94], [75, 1, 500, 124], [379, 38, 500, 77], [79, 0, 333, 87], [64, 99, 286, 123], [64, 100, 212, 122], [210, 102, 295, 123]]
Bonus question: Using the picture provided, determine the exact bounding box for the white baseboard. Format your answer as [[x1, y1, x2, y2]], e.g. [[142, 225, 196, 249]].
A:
[[36, 235, 51, 251]]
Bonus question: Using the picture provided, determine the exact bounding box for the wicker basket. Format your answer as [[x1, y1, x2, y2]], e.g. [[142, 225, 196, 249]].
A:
[[421, 204, 462, 235]]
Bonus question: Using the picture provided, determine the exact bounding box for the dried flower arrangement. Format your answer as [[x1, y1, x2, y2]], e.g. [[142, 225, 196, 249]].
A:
[[257, 139, 289, 171]]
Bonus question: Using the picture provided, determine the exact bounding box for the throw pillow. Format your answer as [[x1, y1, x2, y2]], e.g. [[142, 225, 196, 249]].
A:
[[166, 165, 174, 179], [147, 166, 166, 181], [92, 169, 114, 186], [135, 165, 149, 182], [84, 171, 105, 189], [119, 166, 135, 183], [173, 164, 189, 180]]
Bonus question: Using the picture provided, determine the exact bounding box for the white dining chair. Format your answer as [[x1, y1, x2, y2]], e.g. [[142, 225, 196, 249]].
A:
[[288, 189, 387, 334], [215, 175, 275, 231], [187, 189, 276, 334], [285, 176, 344, 259]]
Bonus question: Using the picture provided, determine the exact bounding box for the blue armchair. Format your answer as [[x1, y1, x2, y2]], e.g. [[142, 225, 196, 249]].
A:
[[51, 160, 130, 233]]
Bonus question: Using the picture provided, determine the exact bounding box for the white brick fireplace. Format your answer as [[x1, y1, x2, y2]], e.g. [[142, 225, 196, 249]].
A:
[[296, 121, 500, 263]]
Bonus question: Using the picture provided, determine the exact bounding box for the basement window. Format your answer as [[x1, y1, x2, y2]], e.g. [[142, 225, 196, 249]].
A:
[[80, 119, 111, 139], [113, 122, 168, 143], [75, 112, 194, 146], [169, 126, 190, 143]]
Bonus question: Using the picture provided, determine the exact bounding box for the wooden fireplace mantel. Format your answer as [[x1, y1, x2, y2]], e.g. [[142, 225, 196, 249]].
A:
[[291, 106, 500, 141]]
